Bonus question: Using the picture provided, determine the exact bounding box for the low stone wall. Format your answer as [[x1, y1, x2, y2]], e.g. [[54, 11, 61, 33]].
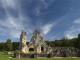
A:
[[15, 52, 80, 58], [14, 47, 80, 58], [16, 53, 51, 58]]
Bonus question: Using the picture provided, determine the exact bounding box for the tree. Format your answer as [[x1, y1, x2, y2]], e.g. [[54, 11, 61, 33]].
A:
[[75, 34, 80, 49], [12, 42, 19, 51], [5, 39, 12, 51], [0, 43, 5, 51]]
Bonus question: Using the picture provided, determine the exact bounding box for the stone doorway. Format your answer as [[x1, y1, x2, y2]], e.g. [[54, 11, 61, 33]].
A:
[[29, 48, 34, 53], [41, 47, 44, 52]]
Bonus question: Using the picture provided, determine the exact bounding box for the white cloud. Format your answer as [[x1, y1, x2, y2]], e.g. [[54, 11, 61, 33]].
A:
[[65, 18, 80, 39], [0, 15, 33, 41], [74, 18, 80, 24], [9, 30, 21, 38], [0, 0, 56, 41], [8, 18, 18, 28], [0, 0, 31, 40], [1, 0, 18, 9], [65, 29, 79, 39], [41, 23, 55, 35], [1, 0, 20, 17], [0, 16, 25, 39], [65, 34, 77, 39], [0, 0, 33, 41], [0, 16, 24, 29]]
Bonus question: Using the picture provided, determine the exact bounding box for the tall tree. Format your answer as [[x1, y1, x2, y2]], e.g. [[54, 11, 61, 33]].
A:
[[6, 39, 12, 51], [77, 34, 80, 49]]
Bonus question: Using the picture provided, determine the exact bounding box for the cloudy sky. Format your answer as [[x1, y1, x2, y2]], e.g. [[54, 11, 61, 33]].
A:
[[0, 0, 80, 42]]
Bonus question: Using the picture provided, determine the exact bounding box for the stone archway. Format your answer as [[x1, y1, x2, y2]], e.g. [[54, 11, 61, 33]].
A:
[[29, 48, 34, 52], [41, 47, 44, 52]]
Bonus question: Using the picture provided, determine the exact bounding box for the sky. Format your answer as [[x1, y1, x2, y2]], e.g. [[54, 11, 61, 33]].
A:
[[0, 0, 80, 42]]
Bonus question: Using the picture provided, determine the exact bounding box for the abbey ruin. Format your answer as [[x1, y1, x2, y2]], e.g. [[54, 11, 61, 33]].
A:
[[19, 30, 52, 56], [15, 30, 80, 58]]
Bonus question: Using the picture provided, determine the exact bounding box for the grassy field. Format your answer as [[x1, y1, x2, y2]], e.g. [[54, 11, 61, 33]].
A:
[[0, 52, 80, 60]]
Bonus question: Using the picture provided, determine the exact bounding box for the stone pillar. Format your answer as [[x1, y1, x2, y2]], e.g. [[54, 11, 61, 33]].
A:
[[20, 31, 29, 54], [36, 45, 41, 54]]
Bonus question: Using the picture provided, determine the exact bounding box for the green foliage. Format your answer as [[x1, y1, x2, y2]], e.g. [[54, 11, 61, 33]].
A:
[[45, 33, 80, 50], [0, 42, 19, 51], [74, 34, 80, 49], [0, 43, 5, 51], [5, 39, 12, 51], [12, 42, 19, 51]]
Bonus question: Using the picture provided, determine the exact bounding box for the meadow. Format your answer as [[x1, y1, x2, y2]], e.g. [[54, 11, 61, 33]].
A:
[[0, 52, 80, 60]]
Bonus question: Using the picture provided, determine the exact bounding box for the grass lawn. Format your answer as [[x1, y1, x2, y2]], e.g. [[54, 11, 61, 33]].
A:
[[0, 52, 80, 60]]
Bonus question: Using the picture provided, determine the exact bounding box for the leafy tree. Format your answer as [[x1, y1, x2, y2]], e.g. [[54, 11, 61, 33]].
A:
[[74, 34, 80, 49], [12, 42, 19, 51], [0, 43, 5, 51], [5, 39, 12, 51]]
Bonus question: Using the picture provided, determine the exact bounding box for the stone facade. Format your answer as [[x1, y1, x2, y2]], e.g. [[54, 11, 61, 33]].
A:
[[20, 32, 29, 54], [19, 30, 49, 54]]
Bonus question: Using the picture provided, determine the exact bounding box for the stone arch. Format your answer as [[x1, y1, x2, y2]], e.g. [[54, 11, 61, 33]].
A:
[[41, 46, 44, 52], [29, 48, 34, 52]]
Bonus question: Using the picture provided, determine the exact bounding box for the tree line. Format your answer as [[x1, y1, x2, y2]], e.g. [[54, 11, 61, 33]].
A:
[[0, 34, 80, 51], [0, 39, 19, 51], [45, 34, 80, 49]]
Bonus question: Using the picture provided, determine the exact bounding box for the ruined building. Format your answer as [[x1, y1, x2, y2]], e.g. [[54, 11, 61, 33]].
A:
[[19, 30, 51, 54]]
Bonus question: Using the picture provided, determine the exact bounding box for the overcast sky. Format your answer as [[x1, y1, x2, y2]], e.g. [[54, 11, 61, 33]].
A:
[[0, 0, 80, 42]]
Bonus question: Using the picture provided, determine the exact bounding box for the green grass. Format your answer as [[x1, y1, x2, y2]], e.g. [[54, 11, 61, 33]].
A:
[[0, 52, 80, 60], [13, 57, 80, 60]]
